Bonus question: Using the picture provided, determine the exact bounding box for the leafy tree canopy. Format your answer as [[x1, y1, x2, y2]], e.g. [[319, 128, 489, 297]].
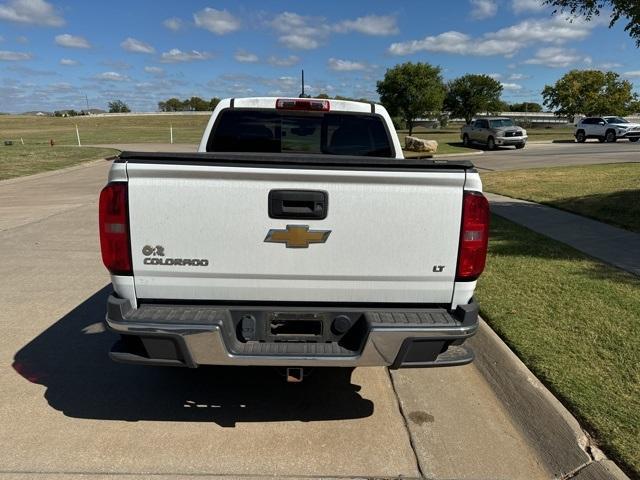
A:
[[542, 69, 638, 117], [376, 62, 445, 135], [444, 74, 504, 124], [509, 102, 543, 112], [545, 0, 640, 47], [108, 100, 130, 113]]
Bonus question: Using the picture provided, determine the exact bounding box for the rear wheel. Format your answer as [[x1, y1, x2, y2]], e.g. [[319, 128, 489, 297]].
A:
[[629, 137, 639, 142], [462, 134, 470, 147], [515, 143, 525, 149], [575, 130, 586, 143], [487, 136, 495, 150], [605, 129, 617, 143], [598, 137, 606, 143]]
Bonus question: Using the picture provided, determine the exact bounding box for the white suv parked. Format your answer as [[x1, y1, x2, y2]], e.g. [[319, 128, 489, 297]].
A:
[[574, 116, 640, 143]]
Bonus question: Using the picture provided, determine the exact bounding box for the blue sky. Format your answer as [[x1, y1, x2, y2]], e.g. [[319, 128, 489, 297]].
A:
[[0, 0, 638, 112]]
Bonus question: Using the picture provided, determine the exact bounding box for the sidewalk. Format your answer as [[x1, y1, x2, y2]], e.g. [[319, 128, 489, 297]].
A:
[[486, 193, 640, 276]]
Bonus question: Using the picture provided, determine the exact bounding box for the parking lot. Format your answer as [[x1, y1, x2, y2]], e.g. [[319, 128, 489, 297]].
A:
[[2, 140, 635, 479]]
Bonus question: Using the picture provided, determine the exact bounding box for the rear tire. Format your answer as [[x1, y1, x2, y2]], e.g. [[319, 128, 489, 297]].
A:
[[487, 136, 495, 150], [598, 137, 605, 143], [629, 137, 639, 142], [605, 129, 617, 143], [515, 143, 525, 149], [575, 130, 586, 143], [462, 134, 470, 147]]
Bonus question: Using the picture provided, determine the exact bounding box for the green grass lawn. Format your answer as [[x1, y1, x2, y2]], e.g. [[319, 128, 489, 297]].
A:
[[482, 163, 640, 232], [0, 114, 209, 145], [476, 215, 640, 477], [0, 145, 119, 180]]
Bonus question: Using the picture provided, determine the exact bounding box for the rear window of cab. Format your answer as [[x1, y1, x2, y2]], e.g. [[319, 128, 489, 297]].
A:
[[207, 109, 394, 157]]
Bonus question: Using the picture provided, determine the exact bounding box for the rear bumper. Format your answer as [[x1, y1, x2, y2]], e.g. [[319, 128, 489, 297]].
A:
[[104, 295, 479, 369]]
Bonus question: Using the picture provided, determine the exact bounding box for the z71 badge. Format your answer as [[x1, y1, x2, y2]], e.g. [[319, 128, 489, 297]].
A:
[[142, 245, 209, 267]]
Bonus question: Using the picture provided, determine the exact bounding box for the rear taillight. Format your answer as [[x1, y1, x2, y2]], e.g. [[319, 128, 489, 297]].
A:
[[99, 182, 132, 275], [456, 191, 490, 281], [276, 98, 330, 111]]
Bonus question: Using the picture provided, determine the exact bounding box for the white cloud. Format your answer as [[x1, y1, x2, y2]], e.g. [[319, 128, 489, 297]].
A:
[[194, 8, 240, 35], [508, 73, 530, 80], [163, 17, 182, 31], [55, 34, 91, 49], [59, 58, 77, 66], [470, 0, 497, 19], [267, 55, 300, 67], [501, 82, 523, 90], [389, 16, 598, 57], [95, 71, 129, 82], [597, 62, 623, 69], [271, 12, 399, 50], [0, 0, 64, 26], [160, 48, 211, 63], [279, 34, 319, 50], [328, 58, 368, 71], [487, 16, 594, 44], [488, 72, 502, 79], [335, 15, 398, 36], [16, 35, 27, 43], [389, 31, 519, 56], [511, 0, 546, 14], [623, 71, 640, 78], [144, 66, 164, 75], [234, 49, 258, 63], [0, 49, 31, 60], [524, 47, 589, 67], [121, 37, 155, 54]]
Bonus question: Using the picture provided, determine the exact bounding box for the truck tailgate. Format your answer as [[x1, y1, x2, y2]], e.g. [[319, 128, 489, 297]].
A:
[[125, 157, 466, 304]]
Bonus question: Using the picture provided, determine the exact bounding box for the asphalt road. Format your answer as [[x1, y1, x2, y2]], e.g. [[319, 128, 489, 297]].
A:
[[468, 140, 640, 171], [91, 139, 640, 172], [0, 160, 599, 479]]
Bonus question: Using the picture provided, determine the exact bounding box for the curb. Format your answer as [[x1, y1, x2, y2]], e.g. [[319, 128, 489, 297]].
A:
[[0, 156, 116, 186], [470, 319, 629, 480], [433, 150, 484, 158]]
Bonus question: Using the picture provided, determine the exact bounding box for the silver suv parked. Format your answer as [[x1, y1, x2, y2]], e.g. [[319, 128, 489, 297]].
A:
[[574, 116, 640, 143], [460, 117, 527, 150]]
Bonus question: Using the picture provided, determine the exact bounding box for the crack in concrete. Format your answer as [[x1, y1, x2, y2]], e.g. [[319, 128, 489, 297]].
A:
[[386, 369, 426, 480]]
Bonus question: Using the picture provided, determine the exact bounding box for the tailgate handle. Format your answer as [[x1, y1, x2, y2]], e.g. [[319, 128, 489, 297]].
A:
[[269, 190, 328, 220]]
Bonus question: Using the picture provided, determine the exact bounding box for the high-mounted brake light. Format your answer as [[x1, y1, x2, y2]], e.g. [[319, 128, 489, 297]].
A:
[[456, 191, 490, 281], [276, 98, 330, 111], [99, 182, 132, 275]]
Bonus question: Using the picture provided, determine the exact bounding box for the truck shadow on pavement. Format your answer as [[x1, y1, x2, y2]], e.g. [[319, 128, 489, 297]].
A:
[[12, 286, 374, 426]]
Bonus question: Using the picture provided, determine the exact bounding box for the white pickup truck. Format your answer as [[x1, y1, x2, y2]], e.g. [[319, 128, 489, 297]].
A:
[[99, 97, 488, 377]]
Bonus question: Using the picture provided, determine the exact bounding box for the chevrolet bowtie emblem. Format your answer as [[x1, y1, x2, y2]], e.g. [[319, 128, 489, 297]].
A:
[[264, 225, 331, 248]]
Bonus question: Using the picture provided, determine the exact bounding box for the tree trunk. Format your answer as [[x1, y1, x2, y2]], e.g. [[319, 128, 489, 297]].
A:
[[408, 119, 413, 136]]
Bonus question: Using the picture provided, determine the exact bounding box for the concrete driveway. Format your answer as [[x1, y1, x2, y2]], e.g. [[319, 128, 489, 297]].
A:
[[0, 159, 603, 479]]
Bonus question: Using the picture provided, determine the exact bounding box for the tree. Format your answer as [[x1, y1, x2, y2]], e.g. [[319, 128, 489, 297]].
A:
[[542, 69, 638, 117], [209, 97, 220, 110], [376, 62, 445, 135], [509, 102, 543, 112], [108, 100, 131, 113], [161, 98, 185, 112], [187, 96, 209, 111], [444, 74, 503, 124], [544, 0, 640, 47]]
